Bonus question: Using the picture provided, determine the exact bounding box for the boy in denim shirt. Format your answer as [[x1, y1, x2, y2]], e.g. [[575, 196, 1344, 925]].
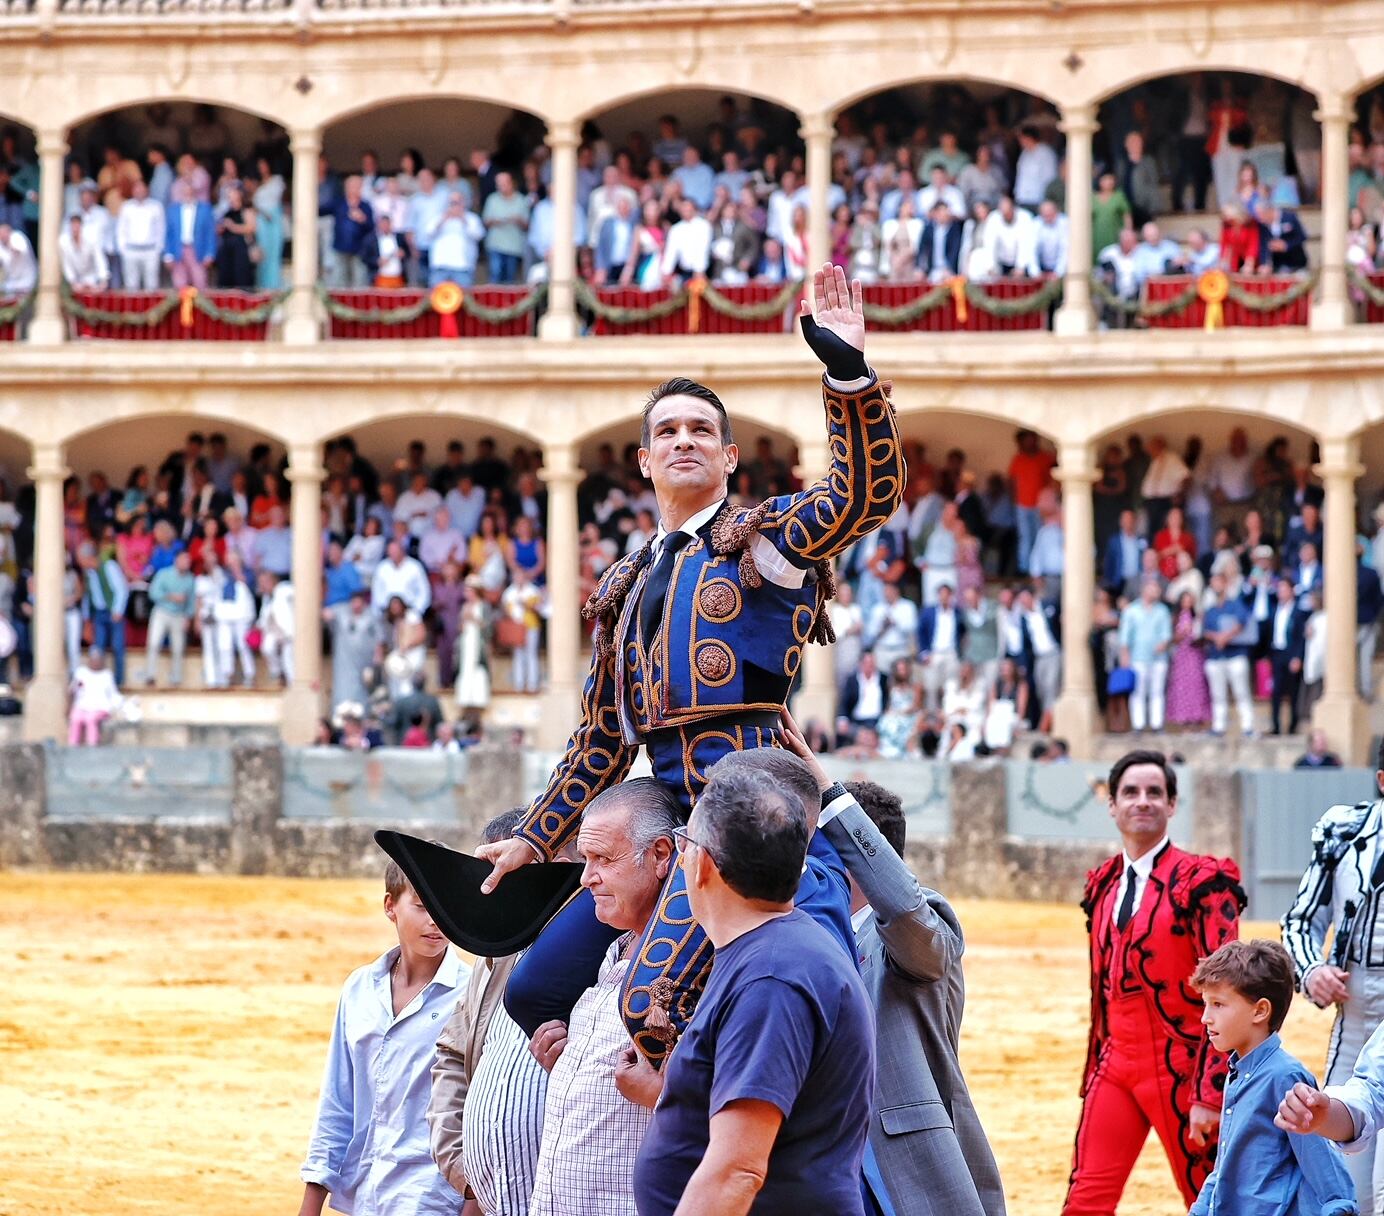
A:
[[1190, 939, 1356, 1215]]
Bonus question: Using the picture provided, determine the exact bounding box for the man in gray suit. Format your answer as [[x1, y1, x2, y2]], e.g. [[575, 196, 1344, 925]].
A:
[[781, 709, 1007, 1216]]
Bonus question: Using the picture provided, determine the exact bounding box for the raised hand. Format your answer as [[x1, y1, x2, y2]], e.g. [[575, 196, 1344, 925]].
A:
[[798, 262, 868, 380]]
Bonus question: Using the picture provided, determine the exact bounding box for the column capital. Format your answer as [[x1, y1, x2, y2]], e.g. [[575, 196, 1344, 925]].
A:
[[540, 441, 582, 484], [1314, 97, 1355, 127], [290, 128, 323, 158], [1315, 434, 1362, 476], [36, 130, 69, 160], [546, 121, 581, 151], [798, 114, 835, 144], [27, 444, 68, 482], [286, 446, 326, 482], [1314, 461, 1366, 483], [1055, 439, 1097, 480], [1058, 104, 1100, 137]]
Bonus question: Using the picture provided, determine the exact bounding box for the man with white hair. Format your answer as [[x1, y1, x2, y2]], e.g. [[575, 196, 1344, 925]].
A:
[[526, 778, 680, 1216]]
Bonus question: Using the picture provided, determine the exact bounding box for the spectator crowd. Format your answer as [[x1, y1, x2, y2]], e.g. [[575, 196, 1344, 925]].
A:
[[6, 74, 1368, 324], [822, 422, 1382, 759], [1, 416, 1381, 755]]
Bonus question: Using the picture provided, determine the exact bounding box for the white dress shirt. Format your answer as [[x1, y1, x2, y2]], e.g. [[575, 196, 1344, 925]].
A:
[[58, 228, 109, 288], [1111, 836, 1170, 925], [931, 606, 958, 654], [431, 211, 487, 272], [370, 555, 432, 615], [116, 198, 167, 252], [852, 670, 884, 722], [660, 215, 713, 277], [1141, 452, 1191, 500], [0, 227, 37, 293], [300, 948, 468, 1216], [981, 209, 1038, 276]]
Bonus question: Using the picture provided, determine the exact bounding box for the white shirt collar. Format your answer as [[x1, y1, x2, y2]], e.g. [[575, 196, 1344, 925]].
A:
[[1122, 835, 1169, 879], [654, 497, 725, 550]]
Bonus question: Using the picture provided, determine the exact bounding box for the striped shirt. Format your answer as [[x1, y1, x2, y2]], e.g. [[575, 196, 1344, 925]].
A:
[[461, 1002, 547, 1216], [529, 935, 652, 1216]]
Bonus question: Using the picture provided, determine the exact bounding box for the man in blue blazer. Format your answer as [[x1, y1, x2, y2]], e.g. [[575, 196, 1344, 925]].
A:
[[1102, 509, 1147, 599], [917, 200, 964, 280], [163, 182, 217, 290]]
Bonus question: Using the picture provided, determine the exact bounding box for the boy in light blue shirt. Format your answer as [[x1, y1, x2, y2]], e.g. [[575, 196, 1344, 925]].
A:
[[1190, 939, 1355, 1216], [299, 863, 468, 1216]]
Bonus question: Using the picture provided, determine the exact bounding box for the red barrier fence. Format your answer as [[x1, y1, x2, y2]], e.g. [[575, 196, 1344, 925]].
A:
[[1143, 274, 1311, 328], [0, 295, 20, 341], [1362, 272, 1384, 324], [588, 282, 798, 336], [324, 287, 538, 339], [862, 278, 1051, 332], [67, 290, 277, 341]]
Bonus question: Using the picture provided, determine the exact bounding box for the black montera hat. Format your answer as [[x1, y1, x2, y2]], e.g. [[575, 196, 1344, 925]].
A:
[[375, 830, 581, 956]]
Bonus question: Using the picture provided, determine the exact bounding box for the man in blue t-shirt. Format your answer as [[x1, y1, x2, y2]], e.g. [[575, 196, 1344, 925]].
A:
[[632, 764, 875, 1216]]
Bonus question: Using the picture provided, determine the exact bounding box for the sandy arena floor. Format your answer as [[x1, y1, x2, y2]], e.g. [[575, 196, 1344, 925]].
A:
[[0, 873, 1337, 1216]]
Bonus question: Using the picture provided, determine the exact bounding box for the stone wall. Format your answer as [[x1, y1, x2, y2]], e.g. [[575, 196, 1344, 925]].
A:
[[0, 743, 1267, 905], [0, 742, 526, 881]]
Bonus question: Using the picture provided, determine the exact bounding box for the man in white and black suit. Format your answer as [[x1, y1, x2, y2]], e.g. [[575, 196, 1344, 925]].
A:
[[781, 710, 1007, 1216]]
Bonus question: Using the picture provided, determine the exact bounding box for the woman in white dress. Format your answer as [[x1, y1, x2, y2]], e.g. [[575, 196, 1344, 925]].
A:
[[455, 578, 491, 714]]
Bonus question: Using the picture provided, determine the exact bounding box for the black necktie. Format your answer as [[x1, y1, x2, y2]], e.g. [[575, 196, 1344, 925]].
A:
[[639, 531, 693, 645], [1116, 865, 1138, 932]]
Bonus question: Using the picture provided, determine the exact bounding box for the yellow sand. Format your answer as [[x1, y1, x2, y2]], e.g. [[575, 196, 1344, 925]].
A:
[[0, 873, 1336, 1216]]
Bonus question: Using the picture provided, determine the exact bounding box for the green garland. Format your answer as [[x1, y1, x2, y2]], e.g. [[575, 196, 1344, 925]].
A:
[[860, 281, 953, 325], [965, 276, 1064, 316], [1347, 265, 1384, 308], [701, 278, 804, 321], [1089, 270, 1317, 320], [1089, 273, 1198, 317], [861, 277, 1064, 326], [573, 280, 692, 322], [457, 283, 547, 324], [60, 282, 286, 328], [1224, 270, 1318, 312], [0, 292, 33, 325], [317, 284, 546, 326], [316, 286, 432, 325]]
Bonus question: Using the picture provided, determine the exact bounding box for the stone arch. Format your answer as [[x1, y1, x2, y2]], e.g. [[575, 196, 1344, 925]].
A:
[[575, 82, 802, 135], [825, 74, 1062, 128], [320, 96, 549, 171], [61, 414, 289, 487]]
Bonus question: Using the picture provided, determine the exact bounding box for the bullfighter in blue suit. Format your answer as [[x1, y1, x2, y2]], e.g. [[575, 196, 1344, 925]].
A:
[[479, 263, 906, 1061]]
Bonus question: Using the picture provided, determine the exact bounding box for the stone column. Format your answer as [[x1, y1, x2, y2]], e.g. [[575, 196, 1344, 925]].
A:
[[284, 127, 323, 344], [26, 130, 69, 345], [1312, 437, 1369, 761], [230, 742, 284, 875], [281, 448, 325, 744], [539, 441, 582, 746], [1050, 441, 1099, 756], [538, 121, 581, 341], [794, 437, 837, 728], [24, 443, 69, 741], [802, 114, 833, 281], [0, 743, 49, 867], [1053, 104, 1097, 336], [1312, 96, 1353, 331]]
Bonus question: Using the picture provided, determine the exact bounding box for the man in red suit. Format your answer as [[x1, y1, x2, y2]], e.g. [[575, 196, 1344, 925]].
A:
[[1063, 749, 1246, 1216]]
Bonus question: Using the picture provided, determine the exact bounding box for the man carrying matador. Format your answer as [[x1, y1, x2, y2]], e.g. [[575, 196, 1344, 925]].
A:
[[477, 262, 906, 1062]]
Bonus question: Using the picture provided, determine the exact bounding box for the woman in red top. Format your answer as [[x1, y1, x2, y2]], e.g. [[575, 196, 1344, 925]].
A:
[[1154, 505, 1198, 579], [249, 471, 284, 530], [188, 516, 227, 575], [1218, 203, 1260, 273]]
